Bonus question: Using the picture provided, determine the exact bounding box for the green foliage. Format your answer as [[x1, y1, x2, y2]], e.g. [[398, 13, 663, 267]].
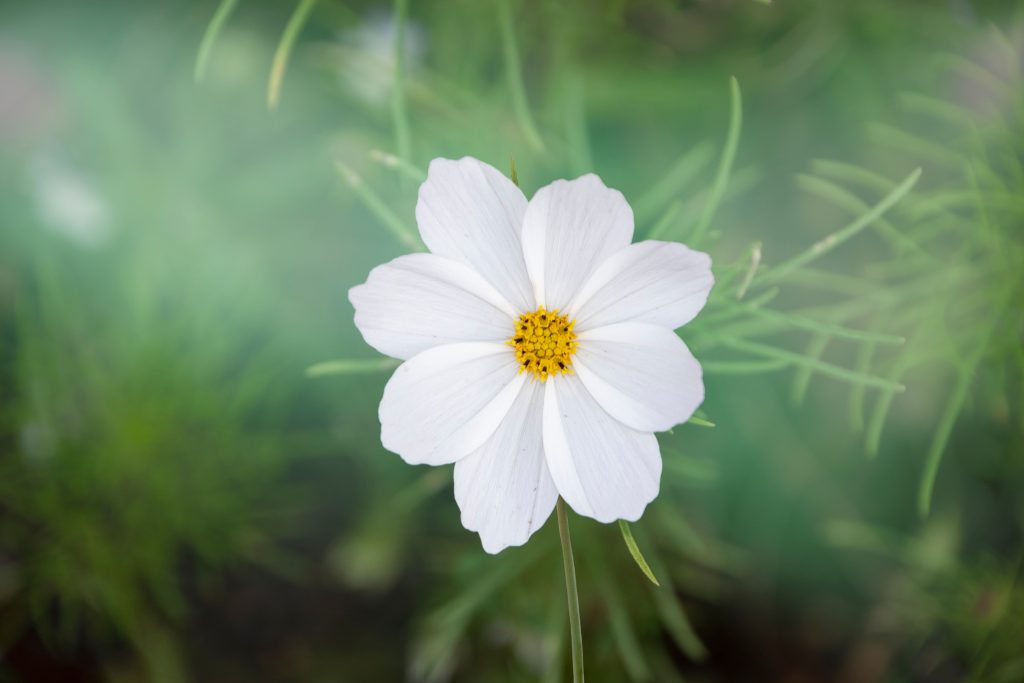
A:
[[0, 0, 1021, 681]]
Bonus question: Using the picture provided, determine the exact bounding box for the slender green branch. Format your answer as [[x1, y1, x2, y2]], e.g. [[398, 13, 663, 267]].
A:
[[305, 358, 400, 377], [391, 0, 413, 164], [496, 0, 545, 152], [918, 282, 1015, 517], [756, 167, 921, 287], [556, 498, 584, 683], [618, 521, 660, 586], [267, 0, 318, 109], [690, 76, 742, 247], [195, 0, 240, 83], [368, 149, 426, 183], [721, 337, 906, 391], [336, 162, 423, 250]]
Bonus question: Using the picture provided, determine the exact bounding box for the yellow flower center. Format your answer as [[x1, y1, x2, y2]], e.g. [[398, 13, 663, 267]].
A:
[[508, 306, 578, 381]]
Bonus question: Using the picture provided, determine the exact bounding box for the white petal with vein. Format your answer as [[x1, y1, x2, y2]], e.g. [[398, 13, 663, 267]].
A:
[[416, 157, 534, 311], [349, 253, 517, 360], [569, 240, 713, 331], [574, 322, 704, 433], [521, 175, 634, 311], [380, 343, 523, 466], [542, 375, 661, 523], [454, 380, 557, 554]]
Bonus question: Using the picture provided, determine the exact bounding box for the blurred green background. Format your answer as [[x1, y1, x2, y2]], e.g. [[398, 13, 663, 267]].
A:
[[1, 0, 1022, 681]]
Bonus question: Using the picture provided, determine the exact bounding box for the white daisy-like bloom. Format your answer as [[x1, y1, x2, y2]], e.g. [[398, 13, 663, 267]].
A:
[[349, 157, 713, 554]]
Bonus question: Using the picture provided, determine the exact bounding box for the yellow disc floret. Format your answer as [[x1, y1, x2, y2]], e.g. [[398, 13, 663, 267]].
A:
[[508, 306, 578, 381]]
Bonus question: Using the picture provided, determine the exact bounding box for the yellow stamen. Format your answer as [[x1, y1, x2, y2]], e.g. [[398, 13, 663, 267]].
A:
[[507, 306, 578, 381]]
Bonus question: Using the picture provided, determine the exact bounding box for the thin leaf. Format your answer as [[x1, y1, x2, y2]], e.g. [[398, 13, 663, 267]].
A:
[[690, 76, 742, 247], [592, 558, 651, 681], [791, 332, 830, 405], [563, 75, 593, 176], [701, 358, 789, 374], [619, 521, 660, 586], [744, 307, 906, 345], [368, 149, 426, 182], [735, 241, 761, 299], [194, 0, 240, 83], [634, 142, 714, 227], [496, 0, 544, 152], [267, 0, 318, 110], [305, 358, 400, 377], [336, 162, 422, 251], [848, 338, 877, 433], [918, 282, 1014, 517], [722, 337, 906, 392], [757, 167, 922, 287], [635, 533, 708, 661], [645, 200, 684, 241], [391, 0, 412, 165], [796, 173, 928, 256]]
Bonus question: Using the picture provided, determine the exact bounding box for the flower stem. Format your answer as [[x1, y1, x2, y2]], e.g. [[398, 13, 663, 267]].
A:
[[556, 497, 584, 683]]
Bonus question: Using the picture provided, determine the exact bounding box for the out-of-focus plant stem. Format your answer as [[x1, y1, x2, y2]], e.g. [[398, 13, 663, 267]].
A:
[[556, 498, 584, 683]]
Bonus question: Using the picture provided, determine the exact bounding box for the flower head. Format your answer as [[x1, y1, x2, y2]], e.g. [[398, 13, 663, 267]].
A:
[[349, 157, 713, 553]]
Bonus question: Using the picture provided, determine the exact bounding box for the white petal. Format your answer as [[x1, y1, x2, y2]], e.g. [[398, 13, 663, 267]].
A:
[[573, 323, 704, 433], [416, 157, 534, 312], [521, 174, 634, 311], [542, 375, 661, 523], [454, 380, 557, 554], [380, 343, 524, 466], [568, 240, 713, 331], [349, 253, 517, 360]]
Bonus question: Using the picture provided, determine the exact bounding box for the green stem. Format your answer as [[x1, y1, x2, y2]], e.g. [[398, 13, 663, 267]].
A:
[[267, 0, 318, 110], [391, 0, 412, 165], [194, 0, 240, 83], [556, 498, 584, 683], [496, 0, 545, 152]]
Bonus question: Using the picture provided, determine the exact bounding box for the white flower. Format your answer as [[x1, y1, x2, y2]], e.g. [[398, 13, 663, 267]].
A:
[[349, 157, 713, 554]]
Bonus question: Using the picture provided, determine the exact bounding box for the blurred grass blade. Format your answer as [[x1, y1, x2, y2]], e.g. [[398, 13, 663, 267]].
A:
[[868, 122, 965, 168], [848, 339, 877, 432], [757, 167, 921, 287], [662, 454, 718, 486], [796, 173, 927, 256], [496, 0, 544, 152], [645, 201, 684, 241], [305, 358, 400, 377], [592, 558, 651, 681], [267, 0, 318, 110], [194, 0, 240, 83], [563, 76, 593, 176], [701, 359, 789, 374], [635, 142, 713, 227], [369, 149, 426, 183], [619, 521, 660, 586], [690, 76, 742, 247], [635, 533, 708, 661], [744, 307, 906, 344], [791, 332, 829, 405], [810, 158, 897, 194], [336, 162, 423, 250], [865, 352, 918, 459], [686, 415, 715, 428], [391, 0, 412, 164], [918, 282, 1014, 517], [735, 241, 761, 299], [722, 337, 906, 391]]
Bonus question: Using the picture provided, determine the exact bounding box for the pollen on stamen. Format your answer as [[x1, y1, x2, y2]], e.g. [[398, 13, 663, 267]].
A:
[[507, 306, 578, 381]]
